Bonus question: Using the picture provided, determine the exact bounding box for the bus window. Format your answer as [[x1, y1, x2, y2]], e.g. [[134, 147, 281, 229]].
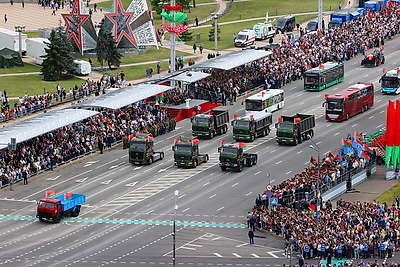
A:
[[245, 100, 263, 111], [382, 78, 399, 88], [305, 76, 318, 84], [326, 99, 343, 111]]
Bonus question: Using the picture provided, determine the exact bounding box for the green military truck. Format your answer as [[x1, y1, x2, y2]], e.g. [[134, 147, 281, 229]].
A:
[[218, 142, 257, 172], [275, 113, 315, 145], [172, 137, 209, 168], [129, 133, 165, 165], [232, 112, 273, 142], [191, 109, 229, 138]]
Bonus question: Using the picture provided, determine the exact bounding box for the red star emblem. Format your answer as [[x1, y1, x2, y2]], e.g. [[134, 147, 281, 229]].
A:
[[62, 0, 89, 50], [106, 0, 136, 45]]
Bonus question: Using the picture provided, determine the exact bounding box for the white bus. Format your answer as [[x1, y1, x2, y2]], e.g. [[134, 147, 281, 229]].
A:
[[245, 89, 284, 115]]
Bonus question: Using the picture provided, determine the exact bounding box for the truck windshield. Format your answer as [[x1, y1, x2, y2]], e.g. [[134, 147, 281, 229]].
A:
[[233, 120, 249, 128], [276, 19, 285, 28], [382, 77, 399, 88], [38, 201, 56, 209], [277, 123, 293, 130], [130, 141, 146, 150], [175, 145, 192, 153], [220, 147, 238, 156], [245, 99, 262, 111], [326, 99, 343, 111], [236, 34, 247, 40], [192, 117, 208, 125]]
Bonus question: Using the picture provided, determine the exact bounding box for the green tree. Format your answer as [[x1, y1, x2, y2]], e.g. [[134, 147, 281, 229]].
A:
[[178, 20, 193, 41], [40, 28, 74, 81], [208, 24, 220, 41], [96, 24, 122, 70]]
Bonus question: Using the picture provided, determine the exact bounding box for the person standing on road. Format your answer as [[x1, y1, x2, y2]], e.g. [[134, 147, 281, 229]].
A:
[[248, 229, 254, 245], [192, 43, 197, 53], [195, 17, 199, 27], [4, 14, 7, 23], [199, 45, 203, 54]]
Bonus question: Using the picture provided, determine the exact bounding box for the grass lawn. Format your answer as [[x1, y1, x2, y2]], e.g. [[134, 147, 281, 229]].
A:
[[98, 61, 170, 80], [220, 0, 340, 22], [375, 182, 400, 204], [0, 63, 41, 75], [25, 31, 39, 38], [0, 75, 85, 97], [186, 14, 316, 50]]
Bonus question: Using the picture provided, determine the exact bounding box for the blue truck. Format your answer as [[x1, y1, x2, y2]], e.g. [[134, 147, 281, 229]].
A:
[[37, 193, 86, 223]]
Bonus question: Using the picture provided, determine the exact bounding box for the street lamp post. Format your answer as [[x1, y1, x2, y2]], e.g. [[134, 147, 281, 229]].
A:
[[173, 189, 179, 267], [14, 25, 25, 57], [318, 0, 323, 31], [309, 139, 321, 223], [211, 13, 220, 51]]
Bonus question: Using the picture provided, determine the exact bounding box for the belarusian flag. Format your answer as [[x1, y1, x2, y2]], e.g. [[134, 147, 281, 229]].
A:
[[192, 139, 200, 146], [367, 10, 373, 20], [360, 151, 371, 161], [354, 131, 364, 140], [148, 136, 157, 142], [309, 204, 317, 217], [174, 138, 179, 144], [342, 139, 353, 148], [46, 190, 56, 198], [238, 142, 247, 149], [386, 101, 395, 168], [393, 100, 400, 168], [363, 144, 374, 153], [319, 64, 325, 69], [310, 156, 318, 166], [64, 193, 73, 200], [306, 64, 312, 69]]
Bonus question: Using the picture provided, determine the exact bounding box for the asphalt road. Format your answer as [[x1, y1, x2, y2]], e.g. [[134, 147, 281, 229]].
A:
[[0, 36, 400, 267]]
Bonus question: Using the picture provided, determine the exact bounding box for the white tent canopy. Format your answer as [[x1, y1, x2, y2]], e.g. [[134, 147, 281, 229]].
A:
[[193, 50, 272, 70], [0, 109, 99, 149], [167, 71, 211, 83], [77, 84, 174, 110]]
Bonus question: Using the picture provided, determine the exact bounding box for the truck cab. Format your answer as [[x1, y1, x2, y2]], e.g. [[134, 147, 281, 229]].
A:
[[129, 133, 164, 165], [37, 198, 63, 222], [172, 137, 209, 167], [218, 142, 257, 172]]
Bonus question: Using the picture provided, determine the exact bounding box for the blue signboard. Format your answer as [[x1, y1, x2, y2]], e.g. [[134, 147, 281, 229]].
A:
[[270, 197, 278, 206]]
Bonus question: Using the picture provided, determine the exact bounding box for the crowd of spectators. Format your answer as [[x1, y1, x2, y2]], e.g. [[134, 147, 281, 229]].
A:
[[246, 146, 400, 263], [0, 101, 176, 188], [192, 6, 400, 103]]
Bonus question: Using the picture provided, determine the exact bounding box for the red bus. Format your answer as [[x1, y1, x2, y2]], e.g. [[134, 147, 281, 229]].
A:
[[324, 82, 374, 121]]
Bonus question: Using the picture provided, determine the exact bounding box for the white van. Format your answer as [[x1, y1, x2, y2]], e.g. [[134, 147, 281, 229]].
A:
[[234, 29, 256, 47], [73, 60, 91, 76]]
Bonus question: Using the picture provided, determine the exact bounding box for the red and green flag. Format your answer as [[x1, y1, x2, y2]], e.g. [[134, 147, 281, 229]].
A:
[[306, 64, 312, 70], [64, 193, 73, 200], [148, 136, 157, 142], [238, 142, 247, 149], [367, 10, 373, 20], [310, 156, 318, 166], [386, 100, 395, 167], [319, 64, 325, 69], [360, 151, 371, 161], [192, 139, 200, 146], [354, 131, 364, 141], [342, 139, 353, 149], [46, 190, 56, 198]]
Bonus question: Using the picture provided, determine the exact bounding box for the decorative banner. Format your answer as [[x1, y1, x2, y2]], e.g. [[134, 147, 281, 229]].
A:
[[161, 24, 188, 35], [164, 4, 182, 11], [106, 0, 136, 46], [160, 12, 187, 23]]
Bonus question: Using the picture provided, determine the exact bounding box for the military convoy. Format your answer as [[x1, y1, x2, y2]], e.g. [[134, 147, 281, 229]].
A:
[[218, 141, 257, 172]]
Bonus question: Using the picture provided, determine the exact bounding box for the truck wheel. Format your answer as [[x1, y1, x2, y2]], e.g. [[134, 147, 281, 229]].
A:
[[210, 131, 214, 138], [310, 130, 314, 138], [160, 152, 164, 160], [39, 217, 45, 222], [72, 206, 81, 217], [193, 160, 198, 167], [54, 213, 61, 223], [294, 138, 298, 146], [252, 156, 257, 166], [221, 166, 227, 171], [262, 129, 266, 137], [205, 154, 209, 162], [223, 125, 228, 134], [237, 163, 244, 172], [250, 134, 255, 142], [299, 135, 304, 143], [148, 157, 153, 165], [266, 127, 270, 135]]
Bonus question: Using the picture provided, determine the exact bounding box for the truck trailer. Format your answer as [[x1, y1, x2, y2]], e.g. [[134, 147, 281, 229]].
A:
[[191, 109, 229, 138], [275, 114, 315, 145], [37, 193, 86, 223]]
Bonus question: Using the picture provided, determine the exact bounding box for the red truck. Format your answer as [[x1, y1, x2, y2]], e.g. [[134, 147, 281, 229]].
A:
[[36, 193, 86, 223]]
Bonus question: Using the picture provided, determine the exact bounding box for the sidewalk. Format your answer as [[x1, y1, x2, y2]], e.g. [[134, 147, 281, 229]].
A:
[[334, 165, 398, 203]]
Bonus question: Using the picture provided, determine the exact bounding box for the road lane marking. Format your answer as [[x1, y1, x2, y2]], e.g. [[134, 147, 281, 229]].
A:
[[245, 192, 252, 196], [214, 253, 223, 257], [217, 207, 224, 211], [268, 252, 279, 258], [232, 183, 238, 187], [252, 254, 260, 258], [275, 161, 282, 165], [233, 253, 242, 258], [209, 194, 216, 199]]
